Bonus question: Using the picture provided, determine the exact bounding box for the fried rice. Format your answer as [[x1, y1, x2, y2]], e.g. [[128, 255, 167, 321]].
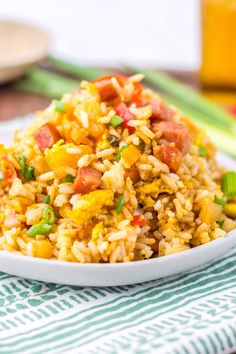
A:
[[0, 73, 235, 263]]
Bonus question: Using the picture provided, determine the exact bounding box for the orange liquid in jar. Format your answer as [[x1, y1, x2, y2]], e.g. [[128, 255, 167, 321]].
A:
[[201, 0, 236, 88]]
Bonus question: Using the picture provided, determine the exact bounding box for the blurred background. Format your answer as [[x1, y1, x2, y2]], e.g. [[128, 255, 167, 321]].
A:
[[1, 0, 236, 156], [0, 0, 199, 69]]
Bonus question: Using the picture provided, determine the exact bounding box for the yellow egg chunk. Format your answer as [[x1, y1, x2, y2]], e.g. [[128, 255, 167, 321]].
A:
[[70, 190, 114, 225], [31, 239, 53, 259], [45, 143, 92, 179]]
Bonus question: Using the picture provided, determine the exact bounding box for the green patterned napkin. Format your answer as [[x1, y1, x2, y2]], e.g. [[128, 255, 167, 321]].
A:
[[0, 249, 236, 354]]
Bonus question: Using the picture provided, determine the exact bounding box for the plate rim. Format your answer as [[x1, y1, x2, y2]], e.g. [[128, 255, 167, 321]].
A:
[[0, 228, 235, 269]]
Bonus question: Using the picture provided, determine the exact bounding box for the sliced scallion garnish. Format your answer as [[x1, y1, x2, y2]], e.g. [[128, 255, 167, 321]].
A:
[[43, 195, 50, 204], [42, 207, 56, 225], [110, 115, 123, 128], [217, 220, 224, 229], [24, 166, 35, 181], [19, 155, 35, 181], [222, 171, 236, 199], [53, 99, 65, 113], [61, 175, 75, 183], [116, 195, 125, 215], [214, 196, 226, 207], [26, 223, 52, 238], [115, 145, 128, 161], [198, 146, 207, 157]]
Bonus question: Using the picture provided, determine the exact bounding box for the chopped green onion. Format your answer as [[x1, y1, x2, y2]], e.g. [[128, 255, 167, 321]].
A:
[[116, 195, 125, 215], [110, 115, 123, 128], [19, 155, 35, 181], [26, 223, 52, 238], [53, 100, 65, 113], [214, 196, 225, 207], [62, 175, 75, 183], [24, 166, 35, 181], [217, 220, 224, 229], [42, 207, 56, 225], [115, 145, 128, 160], [19, 155, 26, 177], [198, 146, 207, 157], [222, 171, 236, 199], [43, 195, 50, 204], [107, 134, 120, 147]]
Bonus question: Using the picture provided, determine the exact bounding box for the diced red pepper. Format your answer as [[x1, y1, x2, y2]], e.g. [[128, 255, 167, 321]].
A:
[[1, 158, 17, 188], [93, 75, 127, 102], [74, 167, 102, 194], [131, 214, 147, 227], [114, 102, 135, 133], [34, 123, 61, 152]]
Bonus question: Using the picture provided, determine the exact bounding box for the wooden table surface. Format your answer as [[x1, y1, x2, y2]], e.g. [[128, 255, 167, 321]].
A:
[[0, 70, 199, 122]]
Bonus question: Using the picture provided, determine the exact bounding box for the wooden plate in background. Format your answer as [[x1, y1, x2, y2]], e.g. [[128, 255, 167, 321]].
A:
[[0, 21, 49, 83]]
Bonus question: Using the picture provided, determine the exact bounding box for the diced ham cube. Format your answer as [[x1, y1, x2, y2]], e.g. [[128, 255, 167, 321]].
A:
[[125, 165, 140, 183], [156, 145, 183, 172], [93, 75, 127, 101], [153, 121, 190, 155], [74, 167, 102, 194], [148, 99, 174, 121], [34, 123, 61, 152]]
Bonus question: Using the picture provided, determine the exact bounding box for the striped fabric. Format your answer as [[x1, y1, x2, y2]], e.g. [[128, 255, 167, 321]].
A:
[[0, 250, 236, 353]]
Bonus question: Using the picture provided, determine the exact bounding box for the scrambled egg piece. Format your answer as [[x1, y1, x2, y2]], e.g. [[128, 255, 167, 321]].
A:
[[91, 221, 104, 241], [45, 142, 92, 179], [70, 190, 114, 225], [138, 179, 173, 201], [199, 197, 223, 224]]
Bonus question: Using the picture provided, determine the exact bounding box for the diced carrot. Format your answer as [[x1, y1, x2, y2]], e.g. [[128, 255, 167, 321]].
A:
[[1, 158, 17, 188], [31, 239, 53, 259], [121, 145, 141, 165]]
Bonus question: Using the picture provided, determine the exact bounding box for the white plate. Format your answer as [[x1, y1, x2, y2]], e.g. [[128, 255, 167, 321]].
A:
[[0, 115, 236, 286]]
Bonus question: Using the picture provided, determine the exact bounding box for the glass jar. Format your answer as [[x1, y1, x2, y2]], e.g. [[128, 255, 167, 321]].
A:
[[201, 0, 236, 88]]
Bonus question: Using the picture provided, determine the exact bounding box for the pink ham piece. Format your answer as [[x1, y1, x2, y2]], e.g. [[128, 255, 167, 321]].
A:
[[153, 121, 190, 155], [156, 145, 183, 172], [34, 123, 61, 152], [74, 167, 102, 194], [148, 99, 174, 121]]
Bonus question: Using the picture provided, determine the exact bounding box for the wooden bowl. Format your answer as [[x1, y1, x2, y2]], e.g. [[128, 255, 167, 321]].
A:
[[0, 21, 49, 83]]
